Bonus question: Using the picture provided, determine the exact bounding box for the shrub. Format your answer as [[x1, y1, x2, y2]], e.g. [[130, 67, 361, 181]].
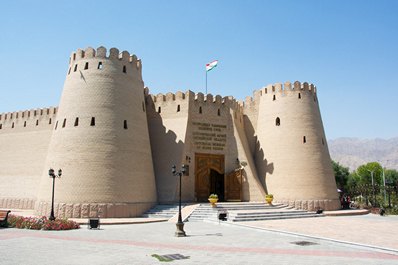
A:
[[209, 194, 218, 199], [7, 215, 79, 230]]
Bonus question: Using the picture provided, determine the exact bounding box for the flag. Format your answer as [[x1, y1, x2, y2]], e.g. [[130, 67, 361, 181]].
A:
[[206, 60, 218, 72]]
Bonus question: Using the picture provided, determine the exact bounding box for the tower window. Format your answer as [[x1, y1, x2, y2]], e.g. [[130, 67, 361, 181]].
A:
[[303, 136, 306, 143], [177, 105, 180, 112], [49, 118, 52, 125], [273, 95, 276, 101], [55, 121, 58, 130], [62, 119, 66, 128], [84, 62, 89, 70], [124, 120, 128, 129], [68, 67, 71, 75], [36, 120, 39, 126], [142, 101, 145, 112], [217, 109, 221, 116], [74, 64, 78, 72], [12, 122, 14, 128], [74, 117, 79, 127], [0, 124, 2, 129], [158, 106, 161, 113], [24, 121, 26, 127], [314, 95, 316, 102], [123, 65, 127, 73], [199, 106, 202, 114], [298, 93, 301, 99], [98, 62, 103, 69], [322, 138, 325, 145], [275, 117, 280, 126], [90, 117, 95, 126]]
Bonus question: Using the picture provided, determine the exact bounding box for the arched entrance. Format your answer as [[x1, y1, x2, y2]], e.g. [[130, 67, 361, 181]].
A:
[[195, 153, 225, 202]]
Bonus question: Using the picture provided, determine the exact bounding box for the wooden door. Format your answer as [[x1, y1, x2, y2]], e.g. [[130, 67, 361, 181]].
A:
[[195, 153, 224, 202], [225, 168, 242, 201]]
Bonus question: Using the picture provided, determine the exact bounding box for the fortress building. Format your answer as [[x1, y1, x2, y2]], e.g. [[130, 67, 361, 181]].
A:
[[0, 47, 340, 218]]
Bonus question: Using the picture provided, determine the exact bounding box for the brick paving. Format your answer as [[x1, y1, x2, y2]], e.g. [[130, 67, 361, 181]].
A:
[[1, 214, 397, 265], [238, 213, 398, 251]]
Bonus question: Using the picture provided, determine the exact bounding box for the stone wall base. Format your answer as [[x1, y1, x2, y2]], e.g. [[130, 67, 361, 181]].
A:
[[0, 197, 35, 209], [275, 199, 341, 211], [35, 201, 157, 218]]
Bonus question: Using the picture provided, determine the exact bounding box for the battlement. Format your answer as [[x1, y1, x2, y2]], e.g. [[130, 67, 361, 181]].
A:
[[68, 47, 142, 69], [0, 107, 57, 122], [244, 81, 317, 107], [148, 90, 241, 110]]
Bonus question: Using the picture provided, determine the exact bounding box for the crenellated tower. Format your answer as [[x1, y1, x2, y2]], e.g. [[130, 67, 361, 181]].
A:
[[245, 81, 340, 210], [36, 47, 157, 218]]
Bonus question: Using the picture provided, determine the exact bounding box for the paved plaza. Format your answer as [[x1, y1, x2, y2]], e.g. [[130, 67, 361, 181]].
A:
[[1, 213, 398, 264]]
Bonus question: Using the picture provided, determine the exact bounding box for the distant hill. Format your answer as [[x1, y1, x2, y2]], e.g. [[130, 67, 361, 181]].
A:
[[328, 137, 398, 172]]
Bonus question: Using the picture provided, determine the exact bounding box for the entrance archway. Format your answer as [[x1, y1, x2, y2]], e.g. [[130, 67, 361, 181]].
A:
[[210, 169, 225, 201], [195, 153, 225, 202]]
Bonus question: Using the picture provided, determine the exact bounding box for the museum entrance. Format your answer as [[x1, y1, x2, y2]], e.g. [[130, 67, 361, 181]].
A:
[[195, 153, 225, 202]]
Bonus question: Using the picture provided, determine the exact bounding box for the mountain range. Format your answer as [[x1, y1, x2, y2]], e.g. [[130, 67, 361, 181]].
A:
[[328, 137, 398, 172]]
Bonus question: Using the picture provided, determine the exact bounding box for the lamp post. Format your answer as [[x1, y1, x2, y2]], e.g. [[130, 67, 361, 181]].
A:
[[172, 164, 186, 237], [48, 168, 62, 221]]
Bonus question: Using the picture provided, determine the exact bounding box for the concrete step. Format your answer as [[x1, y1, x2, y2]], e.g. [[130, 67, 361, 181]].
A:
[[142, 204, 181, 219], [186, 202, 323, 222], [229, 213, 323, 222]]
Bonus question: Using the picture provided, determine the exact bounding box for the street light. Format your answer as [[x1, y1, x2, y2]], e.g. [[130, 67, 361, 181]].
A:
[[172, 164, 186, 237], [48, 168, 62, 221]]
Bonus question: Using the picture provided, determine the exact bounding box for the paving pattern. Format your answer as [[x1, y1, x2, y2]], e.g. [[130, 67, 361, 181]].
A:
[[1, 214, 397, 265]]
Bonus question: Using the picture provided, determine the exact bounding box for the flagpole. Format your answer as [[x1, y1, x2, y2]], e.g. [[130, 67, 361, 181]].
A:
[[205, 70, 208, 95]]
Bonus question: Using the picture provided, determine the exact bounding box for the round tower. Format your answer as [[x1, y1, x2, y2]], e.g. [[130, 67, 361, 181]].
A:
[[36, 47, 157, 218], [254, 81, 340, 211]]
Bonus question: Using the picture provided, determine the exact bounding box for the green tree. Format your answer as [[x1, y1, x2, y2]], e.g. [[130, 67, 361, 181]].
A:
[[355, 162, 383, 186], [385, 169, 398, 186], [332, 160, 350, 192]]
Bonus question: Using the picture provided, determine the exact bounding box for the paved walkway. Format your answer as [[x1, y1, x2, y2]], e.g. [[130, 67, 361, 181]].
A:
[[235, 214, 398, 251], [1, 213, 398, 264]]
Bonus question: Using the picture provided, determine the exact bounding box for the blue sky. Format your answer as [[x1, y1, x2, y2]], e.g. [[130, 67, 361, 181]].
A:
[[1, 0, 397, 139]]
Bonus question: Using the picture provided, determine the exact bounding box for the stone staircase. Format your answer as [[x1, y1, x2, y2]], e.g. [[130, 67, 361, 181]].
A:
[[187, 202, 324, 222], [141, 204, 181, 219]]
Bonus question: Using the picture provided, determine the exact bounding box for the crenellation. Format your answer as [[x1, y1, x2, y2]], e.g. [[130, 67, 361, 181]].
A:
[[175, 91, 185, 100], [214, 95, 222, 104], [96, 46, 107, 58], [303, 82, 309, 91], [284, 81, 292, 90], [156, 93, 166, 102], [129, 54, 138, 63], [76, 49, 85, 60], [205, 94, 213, 102], [186, 90, 195, 99], [136, 59, 142, 70], [119, 50, 130, 62], [109, 47, 119, 59], [195, 92, 204, 102], [85, 47, 96, 58], [275, 83, 283, 92], [166, 92, 175, 101], [294, 81, 301, 90]]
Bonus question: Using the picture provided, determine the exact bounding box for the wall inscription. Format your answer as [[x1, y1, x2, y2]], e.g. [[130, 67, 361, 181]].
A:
[[192, 122, 227, 151]]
